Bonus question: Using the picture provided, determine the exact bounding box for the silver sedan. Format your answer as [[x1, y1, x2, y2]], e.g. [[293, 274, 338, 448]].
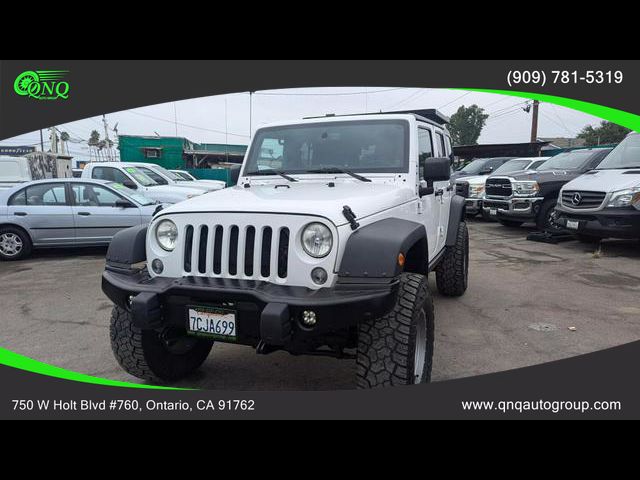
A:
[[0, 178, 161, 261]]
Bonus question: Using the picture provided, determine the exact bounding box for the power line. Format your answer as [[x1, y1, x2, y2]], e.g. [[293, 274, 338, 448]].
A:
[[437, 91, 472, 110], [255, 87, 405, 97], [125, 110, 250, 138], [385, 89, 428, 110]]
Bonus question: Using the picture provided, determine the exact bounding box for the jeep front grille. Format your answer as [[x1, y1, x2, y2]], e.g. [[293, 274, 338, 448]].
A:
[[485, 178, 512, 197], [561, 191, 606, 209], [183, 223, 290, 279]]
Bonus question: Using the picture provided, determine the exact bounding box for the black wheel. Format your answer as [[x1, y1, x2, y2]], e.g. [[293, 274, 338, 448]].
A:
[[0, 226, 32, 261], [536, 199, 562, 232], [499, 219, 524, 228], [436, 221, 469, 297], [481, 209, 495, 221], [356, 273, 434, 388], [110, 306, 214, 383]]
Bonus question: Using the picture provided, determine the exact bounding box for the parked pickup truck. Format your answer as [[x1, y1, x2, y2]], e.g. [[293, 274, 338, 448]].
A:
[[482, 148, 612, 231], [555, 132, 640, 241], [81, 162, 207, 205], [125, 163, 226, 192]]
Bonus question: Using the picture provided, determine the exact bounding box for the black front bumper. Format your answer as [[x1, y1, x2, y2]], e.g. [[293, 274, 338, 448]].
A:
[[102, 268, 399, 350], [555, 206, 640, 239]]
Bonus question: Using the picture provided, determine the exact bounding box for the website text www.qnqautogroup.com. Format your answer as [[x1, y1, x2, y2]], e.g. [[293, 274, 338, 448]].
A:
[[462, 399, 622, 415]]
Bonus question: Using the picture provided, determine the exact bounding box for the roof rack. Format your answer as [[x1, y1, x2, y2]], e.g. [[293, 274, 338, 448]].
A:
[[304, 108, 450, 125]]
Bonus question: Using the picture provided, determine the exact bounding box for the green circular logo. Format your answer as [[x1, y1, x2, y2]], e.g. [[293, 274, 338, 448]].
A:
[[13, 71, 39, 96]]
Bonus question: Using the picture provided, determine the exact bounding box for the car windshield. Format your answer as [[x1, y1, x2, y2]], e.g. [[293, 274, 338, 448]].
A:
[[122, 167, 158, 187], [538, 150, 597, 171], [458, 159, 492, 175], [243, 120, 409, 175], [108, 182, 156, 206], [173, 171, 194, 181], [596, 134, 640, 170], [152, 165, 183, 181], [493, 159, 533, 175]]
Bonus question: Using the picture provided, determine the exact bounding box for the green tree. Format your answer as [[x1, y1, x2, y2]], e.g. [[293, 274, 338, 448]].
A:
[[448, 104, 489, 146], [577, 121, 631, 146], [88, 130, 100, 146]]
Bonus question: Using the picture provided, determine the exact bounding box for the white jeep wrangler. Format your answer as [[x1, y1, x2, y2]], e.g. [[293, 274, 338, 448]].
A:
[[102, 110, 469, 388]]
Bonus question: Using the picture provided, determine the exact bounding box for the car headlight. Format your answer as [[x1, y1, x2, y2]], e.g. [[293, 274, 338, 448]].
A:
[[607, 186, 640, 209], [156, 219, 178, 251], [301, 222, 333, 258], [468, 184, 485, 198], [513, 180, 539, 196]]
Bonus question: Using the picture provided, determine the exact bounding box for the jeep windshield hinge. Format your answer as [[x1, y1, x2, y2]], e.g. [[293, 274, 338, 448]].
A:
[[342, 205, 360, 230]]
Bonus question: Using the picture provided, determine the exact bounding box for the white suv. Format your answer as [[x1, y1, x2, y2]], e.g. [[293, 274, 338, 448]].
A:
[[555, 132, 640, 240], [102, 111, 470, 388]]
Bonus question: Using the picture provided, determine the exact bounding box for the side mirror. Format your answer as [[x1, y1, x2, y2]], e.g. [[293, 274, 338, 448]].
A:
[[423, 157, 451, 182], [115, 199, 135, 208], [123, 180, 137, 190]]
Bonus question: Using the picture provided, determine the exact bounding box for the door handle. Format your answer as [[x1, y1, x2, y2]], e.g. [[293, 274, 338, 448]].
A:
[[14, 212, 27, 216], [77, 212, 91, 216]]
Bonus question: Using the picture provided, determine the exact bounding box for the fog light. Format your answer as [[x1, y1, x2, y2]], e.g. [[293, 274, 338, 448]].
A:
[[127, 295, 135, 307], [151, 259, 164, 274], [302, 310, 317, 326], [310, 267, 328, 285]]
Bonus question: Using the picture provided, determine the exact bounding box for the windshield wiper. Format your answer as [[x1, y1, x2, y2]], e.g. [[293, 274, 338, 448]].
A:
[[306, 167, 372, 182], [244, 169, 298, 182]]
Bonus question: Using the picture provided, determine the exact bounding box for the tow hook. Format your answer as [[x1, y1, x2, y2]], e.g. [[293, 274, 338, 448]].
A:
[[342, 205, 360, 231]]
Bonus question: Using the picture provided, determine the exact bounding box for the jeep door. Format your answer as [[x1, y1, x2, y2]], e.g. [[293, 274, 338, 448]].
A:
[[434, 131, 453, 252], [418, 127, 442, 258], [6, 182, 75, 246], [70, 182, 143, 245]]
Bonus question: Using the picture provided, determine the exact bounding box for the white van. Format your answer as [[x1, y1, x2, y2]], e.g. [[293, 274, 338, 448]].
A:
[[0, 153, 72, 190], [555, 132, 640, 240]]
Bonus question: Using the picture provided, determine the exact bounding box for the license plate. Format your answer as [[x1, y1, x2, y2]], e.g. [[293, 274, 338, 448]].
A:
[[188, 306, 236, 339], [490, 208, 497, 216], [566, 220, 579, 230]]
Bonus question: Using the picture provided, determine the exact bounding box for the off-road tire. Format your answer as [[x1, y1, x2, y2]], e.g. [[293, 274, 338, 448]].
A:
[[536, 198, 562, 232], [356, 273, 434, 389], [499, 219, 524, 227], [110, 306, 213, 383], [0, 226, 32, 261], [435, 221, 469, 297]]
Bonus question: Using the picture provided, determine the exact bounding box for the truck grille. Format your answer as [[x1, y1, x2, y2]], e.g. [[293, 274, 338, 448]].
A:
[[183, 223, 290, 279], [561, 191, 606, 209], [485, 178, 512, 197]]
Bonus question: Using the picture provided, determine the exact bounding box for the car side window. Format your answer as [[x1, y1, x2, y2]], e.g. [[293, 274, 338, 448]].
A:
[[435, 132, 445, 157], [72, 184, 124, 207], [21, 183, 68, 206], [418, 129, 434, 180], [93, 167, 130, 185], [8, 189, 27, 206], [444, 135, 452, 157]]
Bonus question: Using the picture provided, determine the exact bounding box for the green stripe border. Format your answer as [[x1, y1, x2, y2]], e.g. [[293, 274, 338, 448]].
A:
[[0, 347, 187, 390], [457, 88, 640, 132], [0, 88, 638, 390]]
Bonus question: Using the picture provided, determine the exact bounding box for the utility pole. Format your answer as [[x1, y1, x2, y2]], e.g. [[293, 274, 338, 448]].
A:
[[530, 100, 540, 143], [50, 127, 58, 154], [102, 115, 112, 161], [39, 129, 44, 152]]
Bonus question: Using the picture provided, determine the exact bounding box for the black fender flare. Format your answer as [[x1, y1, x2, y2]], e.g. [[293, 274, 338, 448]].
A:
[[338, 218, 427, 280], [105, 224, 147, 270], [446, 195, 466, 246]]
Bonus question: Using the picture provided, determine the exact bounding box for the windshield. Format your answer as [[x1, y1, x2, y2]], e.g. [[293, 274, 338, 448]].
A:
[[173, 171, 194, 181], [538, 150, 597, 171], [243, 120, 409, 175], [152, 165, 183, 181], [122, 167, 158, 187], [458, 159, 492, 175], [108, 182, 156, 206], [596, 134, 640, 169], [493, 159, 532, 175]]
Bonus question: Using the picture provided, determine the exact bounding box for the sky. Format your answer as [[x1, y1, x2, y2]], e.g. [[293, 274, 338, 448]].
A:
[[0, 87, 606, 162]]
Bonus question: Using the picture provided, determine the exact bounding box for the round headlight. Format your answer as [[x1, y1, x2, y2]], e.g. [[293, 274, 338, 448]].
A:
[[301, 223, 333, 258], [156, 219, 178, 251]]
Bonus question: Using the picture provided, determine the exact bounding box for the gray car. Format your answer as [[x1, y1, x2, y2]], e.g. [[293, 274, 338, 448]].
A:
[[0, 178, 161, 261]]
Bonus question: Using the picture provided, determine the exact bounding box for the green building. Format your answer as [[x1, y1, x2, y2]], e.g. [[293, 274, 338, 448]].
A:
[[118, 135, 247, 185]]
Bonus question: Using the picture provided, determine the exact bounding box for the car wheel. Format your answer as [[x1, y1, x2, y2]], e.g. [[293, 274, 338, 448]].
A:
[[537, 199, 563, 232], [356, 273, 434, 388], [0, 226, 32, 261], [436, 221, 469, 296], [110, 306, 214, 383]]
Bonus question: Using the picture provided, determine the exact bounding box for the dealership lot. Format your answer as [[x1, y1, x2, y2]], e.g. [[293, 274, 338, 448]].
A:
[[1, 219, 639, 390]]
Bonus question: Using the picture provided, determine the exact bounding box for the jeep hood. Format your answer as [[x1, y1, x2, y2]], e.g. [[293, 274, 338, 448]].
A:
[[160, 181, 414, 226], [563, 169, 640, 192]]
